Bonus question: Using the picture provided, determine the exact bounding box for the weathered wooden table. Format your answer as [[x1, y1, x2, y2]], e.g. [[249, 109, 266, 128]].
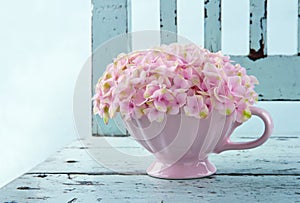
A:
[[1, 135, 299, 202]]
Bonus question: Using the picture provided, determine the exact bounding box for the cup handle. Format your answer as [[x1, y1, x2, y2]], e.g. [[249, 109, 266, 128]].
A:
[[214, 106, 274, 153]]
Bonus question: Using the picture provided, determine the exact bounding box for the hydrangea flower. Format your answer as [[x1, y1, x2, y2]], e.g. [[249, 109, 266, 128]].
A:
[[93, 43, 259, 124]]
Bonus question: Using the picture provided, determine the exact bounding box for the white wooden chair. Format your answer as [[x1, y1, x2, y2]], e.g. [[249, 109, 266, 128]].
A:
[[91, 0, 300, 136]]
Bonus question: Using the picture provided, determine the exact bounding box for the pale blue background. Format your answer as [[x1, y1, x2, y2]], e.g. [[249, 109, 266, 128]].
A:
[[0, 0, 298, 188], [0, 0, 91, 187]]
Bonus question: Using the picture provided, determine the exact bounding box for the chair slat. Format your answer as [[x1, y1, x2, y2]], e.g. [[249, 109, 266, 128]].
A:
[[91, 0, 300, 137], [249, 0, 267, 60], [92, 0, 130, 50], [92, 0, 131, 136], [160, 0, 178, 44], [298, 0, 300, 55], [231, 55, 300, 100], [204, 0, 221, 52]]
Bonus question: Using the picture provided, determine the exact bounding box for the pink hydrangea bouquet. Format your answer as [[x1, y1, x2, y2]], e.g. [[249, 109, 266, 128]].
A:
[[93, 43, 259, 124]]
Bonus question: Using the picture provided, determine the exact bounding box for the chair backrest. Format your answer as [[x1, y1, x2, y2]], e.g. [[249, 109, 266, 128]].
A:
[[92, 0, 300, 136]]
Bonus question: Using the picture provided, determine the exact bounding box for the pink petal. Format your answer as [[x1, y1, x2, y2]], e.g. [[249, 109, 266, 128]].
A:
[[133, 89, 147, 106], [173, 76, 191, 89], [250, 75, 259, 85], [144, 84, 159, 98], [108, 102, 119, 118], [175, 93, 187, 107], [146, 108, 165, 122], [154, 100, 167, 112], [168, 105, 180, 115], [184, 95, 202, 117]]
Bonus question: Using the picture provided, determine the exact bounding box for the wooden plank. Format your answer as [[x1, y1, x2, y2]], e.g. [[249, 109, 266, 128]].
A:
[[249, 0, 267, 60], [231, 55, 300, 100], [298, 0, 300, 55], [0, 174, 299, 202], [160, 0, 178, 44], [1, 135, 298, 201], [29, 136, 300, 175], [92, 0, 130, 51], [92, 0, 131, 136], [204, 0, 221, 52]]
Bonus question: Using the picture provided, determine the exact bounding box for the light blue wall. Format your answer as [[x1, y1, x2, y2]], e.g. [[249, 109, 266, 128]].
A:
[[0, 0, 91, 188]]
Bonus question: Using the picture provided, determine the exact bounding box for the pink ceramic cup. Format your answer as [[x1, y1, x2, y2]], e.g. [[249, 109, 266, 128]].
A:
[[124, 106, 274, 179]]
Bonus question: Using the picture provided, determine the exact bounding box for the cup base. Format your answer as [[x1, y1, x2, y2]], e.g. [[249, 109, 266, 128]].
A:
[[146, 157, 216, 179]]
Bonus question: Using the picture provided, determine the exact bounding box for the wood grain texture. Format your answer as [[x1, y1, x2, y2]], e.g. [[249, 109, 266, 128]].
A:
[[92, 0, 131, 136], [27, 136, 299, 175], [1, 174, 299, 202], [249, 0, 267, 60], [298, 0, 300, 55], [0, 136, 299, 201], [204, 0, 221, 52], [92, 0, 130, 51], [160, 0, 178, 44], [231, 56, 300, 100]]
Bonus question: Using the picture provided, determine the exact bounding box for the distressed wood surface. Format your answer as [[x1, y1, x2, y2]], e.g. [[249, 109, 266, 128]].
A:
[[1, 174, 299, 202], [92, 0, 130, 50], [231, 56, 300, 100], [298, 0, 300, 55], [27, 136, 300, 175], [0, 135, 299, 201], [249, 0, 267, 60], [91, 0, 300, 137], [160, 0, 178, 44], [204, 0, 221, 52], [92, 0, 131, 136], [298, 0, 300, 56]]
